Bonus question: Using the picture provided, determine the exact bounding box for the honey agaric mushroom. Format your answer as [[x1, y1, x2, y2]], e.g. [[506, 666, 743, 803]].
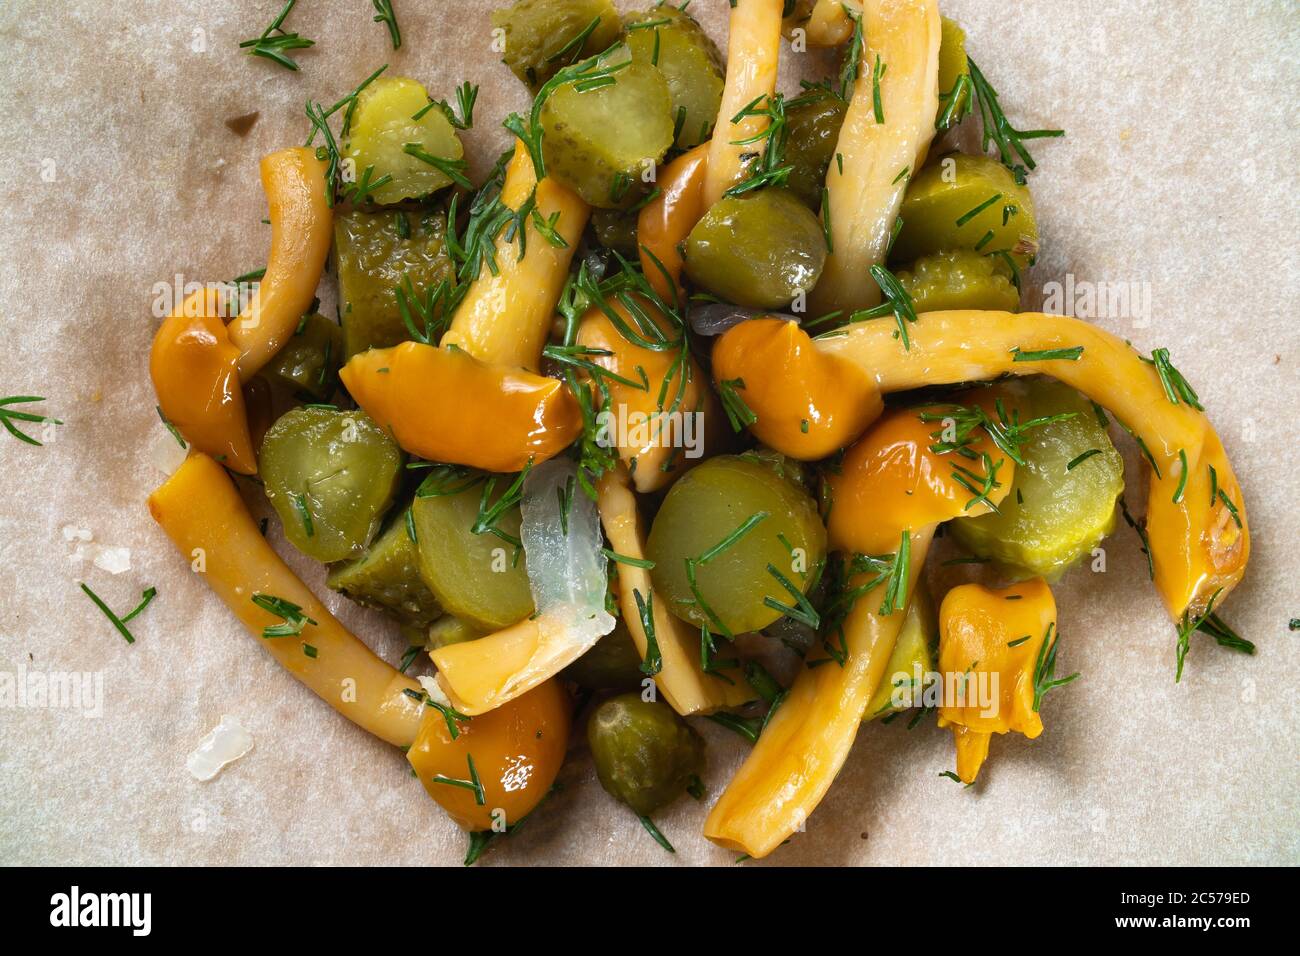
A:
[[440, 140, 589, 372], [802, 0, 860, 47], [638, 143, 708, 300], [815, 310, 1250, 621], [809, 0, 941, 315], [151, 148, 332, 473], [702, 0, 784, 208], [340, 341, 581, 473], [148, 453, 424, 746], [150, 453, 568, 830], [706, 403, 1013, 857], [711, 317, 882, 460], [936, 578, 1068, 784]]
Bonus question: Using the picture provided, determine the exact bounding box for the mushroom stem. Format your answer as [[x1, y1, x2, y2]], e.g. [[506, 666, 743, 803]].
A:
[[148, 454, 425, 747]]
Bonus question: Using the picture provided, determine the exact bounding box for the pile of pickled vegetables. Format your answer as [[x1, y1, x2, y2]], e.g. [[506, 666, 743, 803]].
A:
[[148, 0, 1251, 862]]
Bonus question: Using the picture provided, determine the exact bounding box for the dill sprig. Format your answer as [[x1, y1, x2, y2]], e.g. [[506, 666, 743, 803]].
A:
[[724, 93, 793, 197], [1175, 589, 1254, 682], [239, 0, 314, 72], [1031, 622, 1079, 711], [342, 164, 393, 205], [431, 754, 486, 806], [425, 696, 472, 740], [718, 378, 758, 432], [967, 57, 1064, 180], [371, 0, 401, 49], [304, 65, 390, 207], [470, 464, 532, 549], [419, 81, 479, 130], [251, 593, 318, 639], [80, 584, 157, 645], [848, 265, 919, 349], [635, 589, 663, 676], [1145, 348, 1203, 411], [1, 395, 62, 446]]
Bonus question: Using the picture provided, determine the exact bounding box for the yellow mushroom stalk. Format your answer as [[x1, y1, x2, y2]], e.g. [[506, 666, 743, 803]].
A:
[[816, 310, 1250, 620], [148, 454, 424, 747], [440, 141, 589, 371], [803, 0, 860, 47], [228, 148, 334, 381], [702, 0, 784, 208], [809, 0, 940, 315], [705, 527, 934, 857], [596, 464, 751, 715]]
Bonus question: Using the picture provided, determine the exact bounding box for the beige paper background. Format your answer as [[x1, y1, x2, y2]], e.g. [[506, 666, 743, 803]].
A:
[[0, 0, 1296, 866]]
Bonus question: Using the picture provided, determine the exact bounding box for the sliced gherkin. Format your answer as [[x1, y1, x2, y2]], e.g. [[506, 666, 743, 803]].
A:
[[493, 0, 623, 92], [950, 378, 1125, 580], [625, 6, 724, 149], [895, 249, 1021, 313], [266, 312, 343, 400], [333, 208, 453, 359], [327, 508, 442, 626]]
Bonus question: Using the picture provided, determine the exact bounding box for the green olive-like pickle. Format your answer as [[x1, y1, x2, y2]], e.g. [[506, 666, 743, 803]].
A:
[[333, 208, 453, 359], [587, 693, 705, 816], [492, 0, 623, 92], [683, 188, 828, 310], [647, 455, 827, 635], [625, 6, 725, 149], [950, 378, 1125, 579], [409, 474, 534, 632], [326, 507, 443, 626], [260, 407, 403, 563], [783, 90, 847, 208], [266, 312, 343, 400]]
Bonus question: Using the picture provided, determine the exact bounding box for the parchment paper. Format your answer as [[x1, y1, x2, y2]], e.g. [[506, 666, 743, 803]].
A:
[[0, 0, 1296, 867]]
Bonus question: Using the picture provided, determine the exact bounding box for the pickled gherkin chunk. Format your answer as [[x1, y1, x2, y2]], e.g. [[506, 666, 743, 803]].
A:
[[647, 455, 827, 636], [626, 6, 724, 149], [539, 55, 675, 208], [950, 378, 1125, 579], [589, 207, 640, 256], [562, 617, 644, 690], [587, 693, 705, 816], [342, 76, 465, 205], [409, 473, 534, 631], [327, 508, 442, 626], [266, 312, 343, 400], [892, 154, 1038, 267], [260, 407, 403, 563], [896, 249, 1021, 313], [783, 89, 846, 208], [493, 0, 623, 92], [935, 16, 970, 128], [865, 581, 937, 720], [683, 188, 827, 310], [334, 208, 453, 358]]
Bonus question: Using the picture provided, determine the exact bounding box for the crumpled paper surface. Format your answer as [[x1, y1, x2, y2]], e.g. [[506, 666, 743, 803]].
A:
[[0, 0, 1296, 866]]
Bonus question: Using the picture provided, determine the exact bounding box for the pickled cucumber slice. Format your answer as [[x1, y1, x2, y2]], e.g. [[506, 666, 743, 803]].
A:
[[334, 208, 453, 358], [896, 249, 1021, 313], [493, 0, 623, 92], [327, 509, 443, 626], [260, 407, 403, 563], [647, 455, 827, 636], [683, 188, 827, 309], [783, 88, 846, 208], [950, 378, 1125, 579], [266, 312, 343, 400], [342, 76, 465, 205], [539, 56, 675, 208], [892, 153, 1038, 267], [426, 615, 485, 649], [410, 477, 534, 631], [626, 6, 724, 149], [590, 207, 639, 255], [866, 580, 937, 720]]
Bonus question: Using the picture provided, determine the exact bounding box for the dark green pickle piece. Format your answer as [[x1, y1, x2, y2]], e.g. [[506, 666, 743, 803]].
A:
[[895, 249, 1021, 313], [587, 693, 705, 816], [334, 208, 453, 359], [261, 407, 403, 563], [683, 188, 827, 310], [327, 509, 443, 626], [266, 312, 343, 400], [783, 90, 846, 208], [492, 0, 623, 92], [563, 618, 644, 690]]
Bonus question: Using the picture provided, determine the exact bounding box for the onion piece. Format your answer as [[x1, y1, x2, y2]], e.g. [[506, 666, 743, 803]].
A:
[[186, 715, 254, 781]]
